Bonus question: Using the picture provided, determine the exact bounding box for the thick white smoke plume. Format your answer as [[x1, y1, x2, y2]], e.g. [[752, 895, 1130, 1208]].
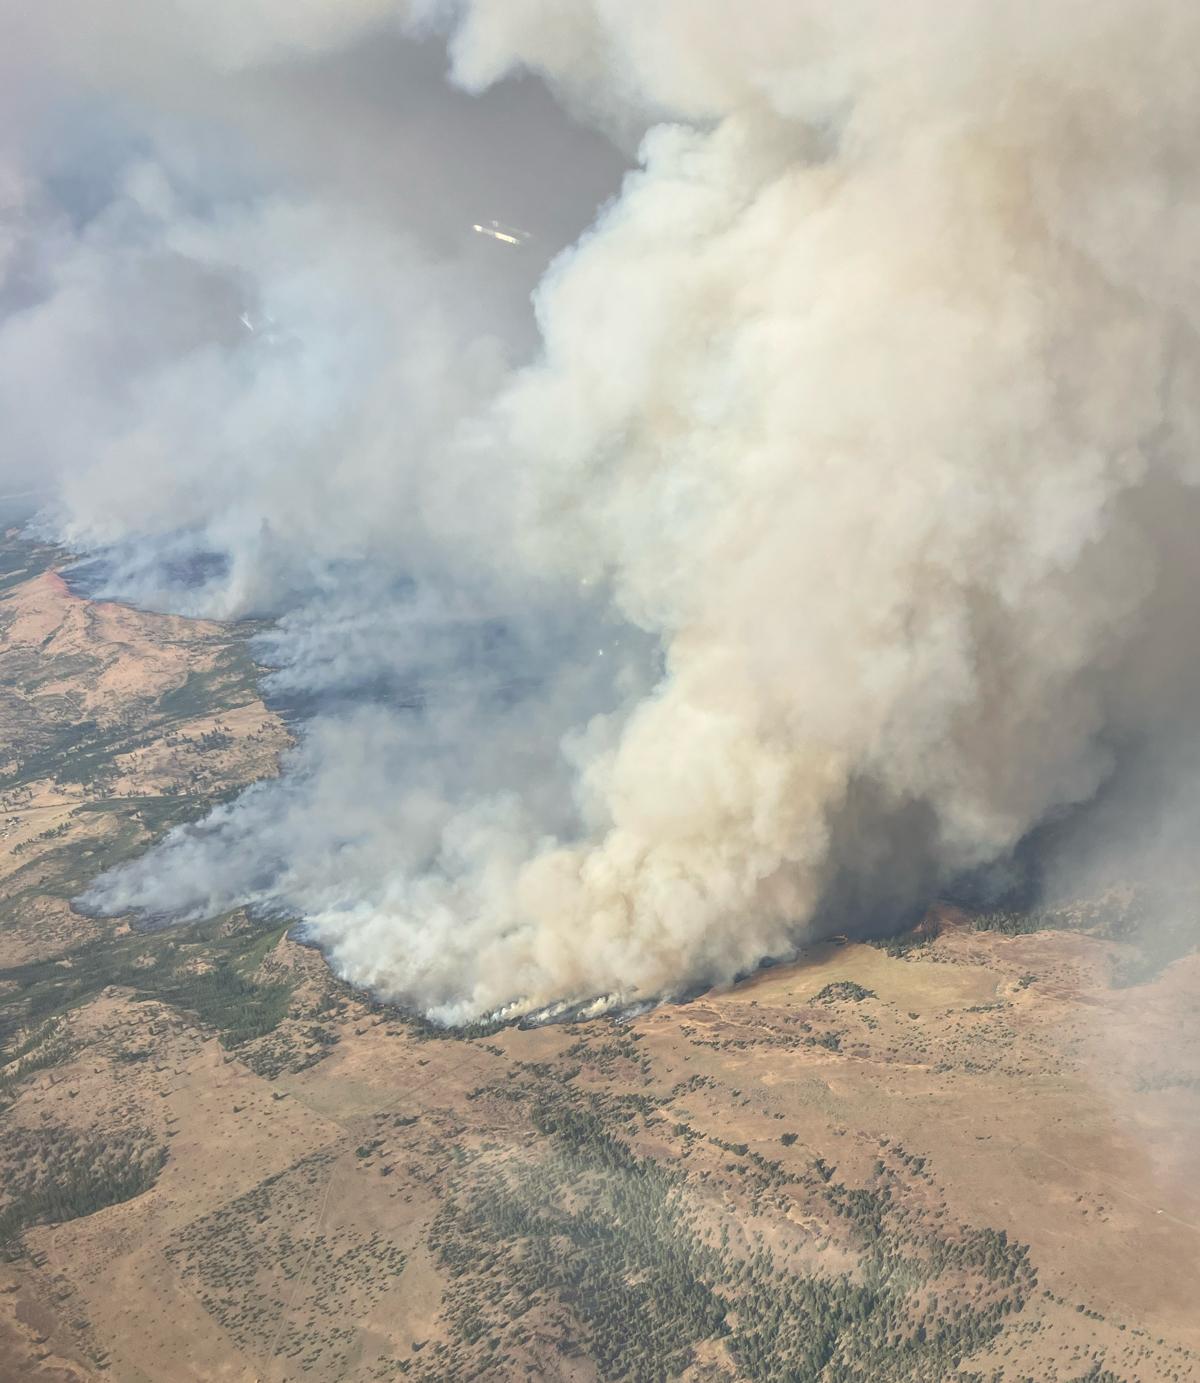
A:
[[6, 2, 1200, 1020]]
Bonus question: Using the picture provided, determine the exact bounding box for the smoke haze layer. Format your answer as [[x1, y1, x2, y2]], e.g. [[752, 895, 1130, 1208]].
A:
[[5, 2, 1200, 1020]]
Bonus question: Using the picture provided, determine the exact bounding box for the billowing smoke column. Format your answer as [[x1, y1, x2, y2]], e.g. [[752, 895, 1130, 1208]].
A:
[[6, 1, 1200, 1020]]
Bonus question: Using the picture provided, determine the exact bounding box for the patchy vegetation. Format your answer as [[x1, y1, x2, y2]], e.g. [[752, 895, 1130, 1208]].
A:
[[0, 1121, 167, 1257], [813, 981, 877, 1004], [0, 912, 295, 1052], [168, 1150, 407, 1374], [420, 1069, 1036, 1383], [0, 535, 1195, 1383]]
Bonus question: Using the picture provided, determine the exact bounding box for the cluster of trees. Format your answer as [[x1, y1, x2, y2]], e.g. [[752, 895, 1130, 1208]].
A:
[[170, 1142, 409, 1371], [418, 1071, 1043, 1383], [0, 1019, 74, 1106], [866, 929, 934, 958], [814, 982, 876, 1003], [0, 913, 294, 1052], [0, 1121, 166, 1258]]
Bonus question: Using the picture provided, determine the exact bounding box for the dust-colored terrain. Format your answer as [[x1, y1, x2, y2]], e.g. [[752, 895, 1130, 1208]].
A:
[[0, 535, 287, 965], [0, 536, 1197, 1383]]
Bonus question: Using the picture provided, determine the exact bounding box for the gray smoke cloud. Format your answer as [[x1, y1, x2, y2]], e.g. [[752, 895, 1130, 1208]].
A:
[[5, 1, 1200, 1020]]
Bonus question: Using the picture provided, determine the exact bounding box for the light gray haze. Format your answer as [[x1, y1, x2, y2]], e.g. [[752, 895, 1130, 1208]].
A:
[[3, 2, 1200, 1020]]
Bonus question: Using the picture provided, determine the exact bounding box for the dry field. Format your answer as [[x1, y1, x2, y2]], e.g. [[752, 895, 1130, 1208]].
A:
[[0, 536, 1197, 1383]]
